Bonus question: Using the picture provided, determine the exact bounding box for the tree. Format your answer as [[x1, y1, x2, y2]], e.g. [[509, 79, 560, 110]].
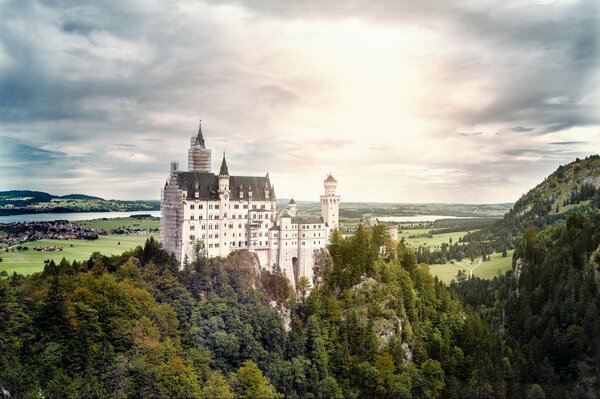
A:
[[235, 360, 281, 399], [416, 359, 445, 399], [192, 239, 206, 261], [202, 371, 234, 399], [526, 383, 545, 399]]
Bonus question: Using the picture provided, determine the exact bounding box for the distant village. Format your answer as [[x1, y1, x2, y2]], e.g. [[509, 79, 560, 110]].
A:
[[0, 220, 155, 249]]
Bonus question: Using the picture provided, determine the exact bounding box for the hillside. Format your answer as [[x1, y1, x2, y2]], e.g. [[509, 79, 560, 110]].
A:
[[0, 190, 160, 216], [452, 191, 600, 398], [463, 154, 600, 250]]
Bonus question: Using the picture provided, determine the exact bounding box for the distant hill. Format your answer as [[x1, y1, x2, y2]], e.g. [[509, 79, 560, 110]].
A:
[[464, 154, 600, 249], [60, 194, 105, 200], [0, 190, 160, 216]]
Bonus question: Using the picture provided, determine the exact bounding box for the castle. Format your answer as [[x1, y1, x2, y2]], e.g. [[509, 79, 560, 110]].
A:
[[160, 122, 340, 287]]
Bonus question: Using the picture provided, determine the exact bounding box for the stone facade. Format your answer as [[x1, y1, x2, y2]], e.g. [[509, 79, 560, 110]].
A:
[[160, 124, 340, 287]]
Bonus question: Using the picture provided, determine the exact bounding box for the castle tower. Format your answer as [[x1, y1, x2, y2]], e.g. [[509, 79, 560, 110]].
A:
[[218, 153, 230, 257], [188, 120, 212, 172], [320, 174, 340, 232], [287, 198, 297, 217]]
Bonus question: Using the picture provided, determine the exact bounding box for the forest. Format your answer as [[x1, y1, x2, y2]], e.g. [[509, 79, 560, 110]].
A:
[[2, 209, 599, 398], [0, 226, 509, 398]]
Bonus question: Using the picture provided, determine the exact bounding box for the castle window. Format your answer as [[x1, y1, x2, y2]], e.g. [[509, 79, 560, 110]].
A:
[[229, 224, 233, 229], [302, 241, 305, 245], [199, 215, 203, 220], [202, 234, 206, 239], [234, 204, 239, 209], [215, 234, 219, 238], [243, 204, 248, 209], [199, 205, 203, 210], [209, 244, 213, 248], [209, 205, 213, 209], [202, 224, 205, 229], [191, 215, 195, 220], [215, 215, 219, 220], [190, 204, 195, 209], [215, 205, 219, 209], [190, 225, 195, 231], [190, 235, 195, 240], [261, 205, 265, 209], [215, 243, 219, 247], [238, 224, 242, 228], [252, 205, 257, 209]]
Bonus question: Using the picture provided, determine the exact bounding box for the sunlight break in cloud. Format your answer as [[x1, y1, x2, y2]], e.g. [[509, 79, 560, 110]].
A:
[[0, 0, 598, 202]]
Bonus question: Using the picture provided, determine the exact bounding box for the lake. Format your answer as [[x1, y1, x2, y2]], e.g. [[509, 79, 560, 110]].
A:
[[373, 215, 475, 223], [0, 211, 161, 224]]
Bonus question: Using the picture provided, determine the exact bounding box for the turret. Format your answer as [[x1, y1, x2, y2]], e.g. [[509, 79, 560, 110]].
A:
[[324, 174, 337, 195], [218, 152, 230, 257], [320, 174, 341, 233], [287, 198, 297, 217], [218, 152, 230, 193], [188, 119, 212, 172]]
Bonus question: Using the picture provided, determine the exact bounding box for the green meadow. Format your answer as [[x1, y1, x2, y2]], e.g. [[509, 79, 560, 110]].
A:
[[1, 234, 158, 276], [427, 250, 514, 284], [78, 217, 160, 230], [399, 228, 474, 248]]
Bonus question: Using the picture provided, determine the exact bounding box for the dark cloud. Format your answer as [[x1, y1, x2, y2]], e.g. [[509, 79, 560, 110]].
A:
[[549, 141, 588, 145], [0, 137, 63, 166], [456, 132, 483, 137], [510, 127, 535, 133]]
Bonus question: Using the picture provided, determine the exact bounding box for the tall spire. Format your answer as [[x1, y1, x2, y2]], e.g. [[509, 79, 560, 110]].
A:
[[219, 151, 229, 176], [194, 119, 205, 147]]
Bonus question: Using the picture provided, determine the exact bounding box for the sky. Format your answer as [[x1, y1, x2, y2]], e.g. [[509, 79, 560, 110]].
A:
[[0, 0, 599, 203]]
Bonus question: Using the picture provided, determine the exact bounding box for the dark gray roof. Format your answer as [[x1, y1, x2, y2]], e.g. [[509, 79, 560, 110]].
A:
[[288, 198, 296, 205], [194, 121, 205, 147], [291, 215, 324, 224], [176, 172, 274, 201], [219, 153, 229, 176], [325, 174, 337, 182]]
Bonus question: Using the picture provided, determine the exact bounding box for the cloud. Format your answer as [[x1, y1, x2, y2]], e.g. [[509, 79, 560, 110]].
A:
[[0, 0, 598, 202]]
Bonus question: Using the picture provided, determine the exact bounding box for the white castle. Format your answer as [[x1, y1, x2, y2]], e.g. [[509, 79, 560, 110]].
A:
[[160, 122, 340, 287]]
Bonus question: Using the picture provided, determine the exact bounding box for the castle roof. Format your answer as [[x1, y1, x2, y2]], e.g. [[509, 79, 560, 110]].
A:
[[176, 172, 274, 201], [291, 215, 324, 224], [219, 153, 229, 176], [288, 198, 296, 205], [325, 174, 337, 183], [194, 120, 205, 148]]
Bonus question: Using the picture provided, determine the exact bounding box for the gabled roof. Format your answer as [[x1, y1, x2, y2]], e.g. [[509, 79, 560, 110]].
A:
[[288, 198, 296, 205], [292, 215, 324, 224], [176, 172, 275, 201]]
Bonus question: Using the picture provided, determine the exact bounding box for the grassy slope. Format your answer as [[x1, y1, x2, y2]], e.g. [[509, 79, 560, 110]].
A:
[[1, 234, 158, 275], [428, 250, 514, 284]]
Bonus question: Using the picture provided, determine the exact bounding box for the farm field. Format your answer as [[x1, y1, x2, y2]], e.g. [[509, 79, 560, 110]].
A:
[[400, 228, 476, 249], [77, 216, 160, 230], [428, 250, 514, 284], [1, 234, 158, 276]]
